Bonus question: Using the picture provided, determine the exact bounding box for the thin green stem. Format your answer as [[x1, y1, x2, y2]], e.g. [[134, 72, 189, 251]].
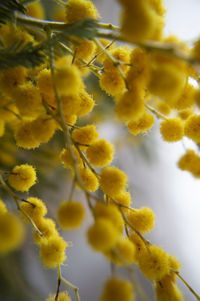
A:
[[175, 272, 200, 301]]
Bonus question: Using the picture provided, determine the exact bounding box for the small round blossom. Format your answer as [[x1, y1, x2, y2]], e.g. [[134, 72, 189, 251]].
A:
[[15, 120, 41, 149], [160, 118, 184, 142], [65, 0, 99, 24], [21, 197, 47, 224], [127, 112, 155, 135], [33, 218, 58, 245], [93, 202, 124, 234], [129, 232, 146, 262], [77, 90, 95, 117], [100, 277, 134, 301], [40, 235, 68, 268], [100, 69, 126, 96], [31, 114, 57, 144], [184, 115, 200, 143], [127, 207, 155, 233], [155, 281, 184, 301], [86, 139, 114, 167], [8, 164, 37, 192], [79, 167, 99, 192], [72, 125, 99, 145], [46, 291, 71, 301], [105, 237, 136, 265], [54, 64, 82, 95], [60, 146, 82, 169], [138, 245, 170, 281], [87, 218, 119, 252], [0, 212, 25, 254], [57, 201, 85, 230], [100, 167, 127, 197]]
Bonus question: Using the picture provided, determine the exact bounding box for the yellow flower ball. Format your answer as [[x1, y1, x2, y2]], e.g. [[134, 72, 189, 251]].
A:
[[100, 277, 134, 301], [155, 281, 184, 301], [62, 94, 82, 116], [73, 39, 96, 61], [0, 212, 25, 255], [37, 68, 55, 106], [138, 245, 170, 281], [129, 232, 146, 262], [127, 112, 155, 135], [46, 291, 71, 301], [15, 120, 41, 149], [57, 201, 85, 230], [77, 90, 95, 118], [127, 207, 155, 233], [100, 69, 126, 96], [54, 65, 82, 95], [26, 2, 45, 19], [14, 82, 43, 118], [100, 167, 127, 197], [120, 2, 163, 43], [8, 164, 37, 192], [21, 197, 47, 224], [60, 146, 82, 169], [33, 218, 58, 245], [184, 115, 200, 143], [173, 83, 195, 110], [31, 114, 57, 144], [105, 237, 136, 265], [116, 90, 145, 121], [93, 202, 124, 234], [0, 200, 7, 215], [87, 218, 119, 252], [0, 67, 27, 96], [40, 235, 68, 268], [86, 139, 114, 167], [65, 0, 99, 24], [148, 62, 186, 102], [72, 125, 99, 145], [113, 191, 132, 207], [160, 118, 184, 142], [79, 167, 99, 192], [177, 149, 200, 178]]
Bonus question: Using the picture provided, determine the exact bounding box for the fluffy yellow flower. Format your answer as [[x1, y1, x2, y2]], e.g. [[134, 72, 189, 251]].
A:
[[65, 0, 99, 24], [129, 232, 146, 262], [127, 112, 155, 135], [72, 125, 99, 145], [79, 167, 99, 192], [8, 164, 37, 192], [46, 291, 71, 301], [138, 245, 170, 281], [100, 167, 127, 197], [14, 82, 43, 117], [86, 139, 114, 167], [77, 90, 95, 118], [177, 149, 200, 178], [57, 201, 85, 230], [93, 202, 124, 234], [60, 146, 82, 169], [116, 90, 145, 121], [184, 115, 200, 143], [40, 235, 68, 268], [33, 218, 58, 245], [72, 38, 96, 61], [87, 218, 119, 252], [21, 197, 47, 224], [105, 237, 136, 265], [15, 120, 41, 149], [160, 118, 184, 142], [0, 67, 27, 96], [31, 114, 57, 144], [54, 64, 82, 95], [100, 69, 126, 96], [155, 281, 184, 301], [113, 191, 132, 207], [100, 277, 134, 301], [0, 213, 25, 254], [127, 207, 155, 233]]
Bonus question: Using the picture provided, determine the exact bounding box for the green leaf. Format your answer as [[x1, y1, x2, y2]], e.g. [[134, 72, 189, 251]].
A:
[[0, 0, 26, 24]]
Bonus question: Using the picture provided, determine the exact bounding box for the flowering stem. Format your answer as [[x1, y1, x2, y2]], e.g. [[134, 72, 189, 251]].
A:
[[175, 272, 200, 301]]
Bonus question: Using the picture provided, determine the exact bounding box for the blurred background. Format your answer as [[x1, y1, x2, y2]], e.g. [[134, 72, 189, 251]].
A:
[[0, 0, 200, 300]]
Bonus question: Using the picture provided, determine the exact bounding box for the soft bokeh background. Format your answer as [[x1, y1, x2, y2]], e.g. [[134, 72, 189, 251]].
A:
[[0, 0, 200, 300]]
